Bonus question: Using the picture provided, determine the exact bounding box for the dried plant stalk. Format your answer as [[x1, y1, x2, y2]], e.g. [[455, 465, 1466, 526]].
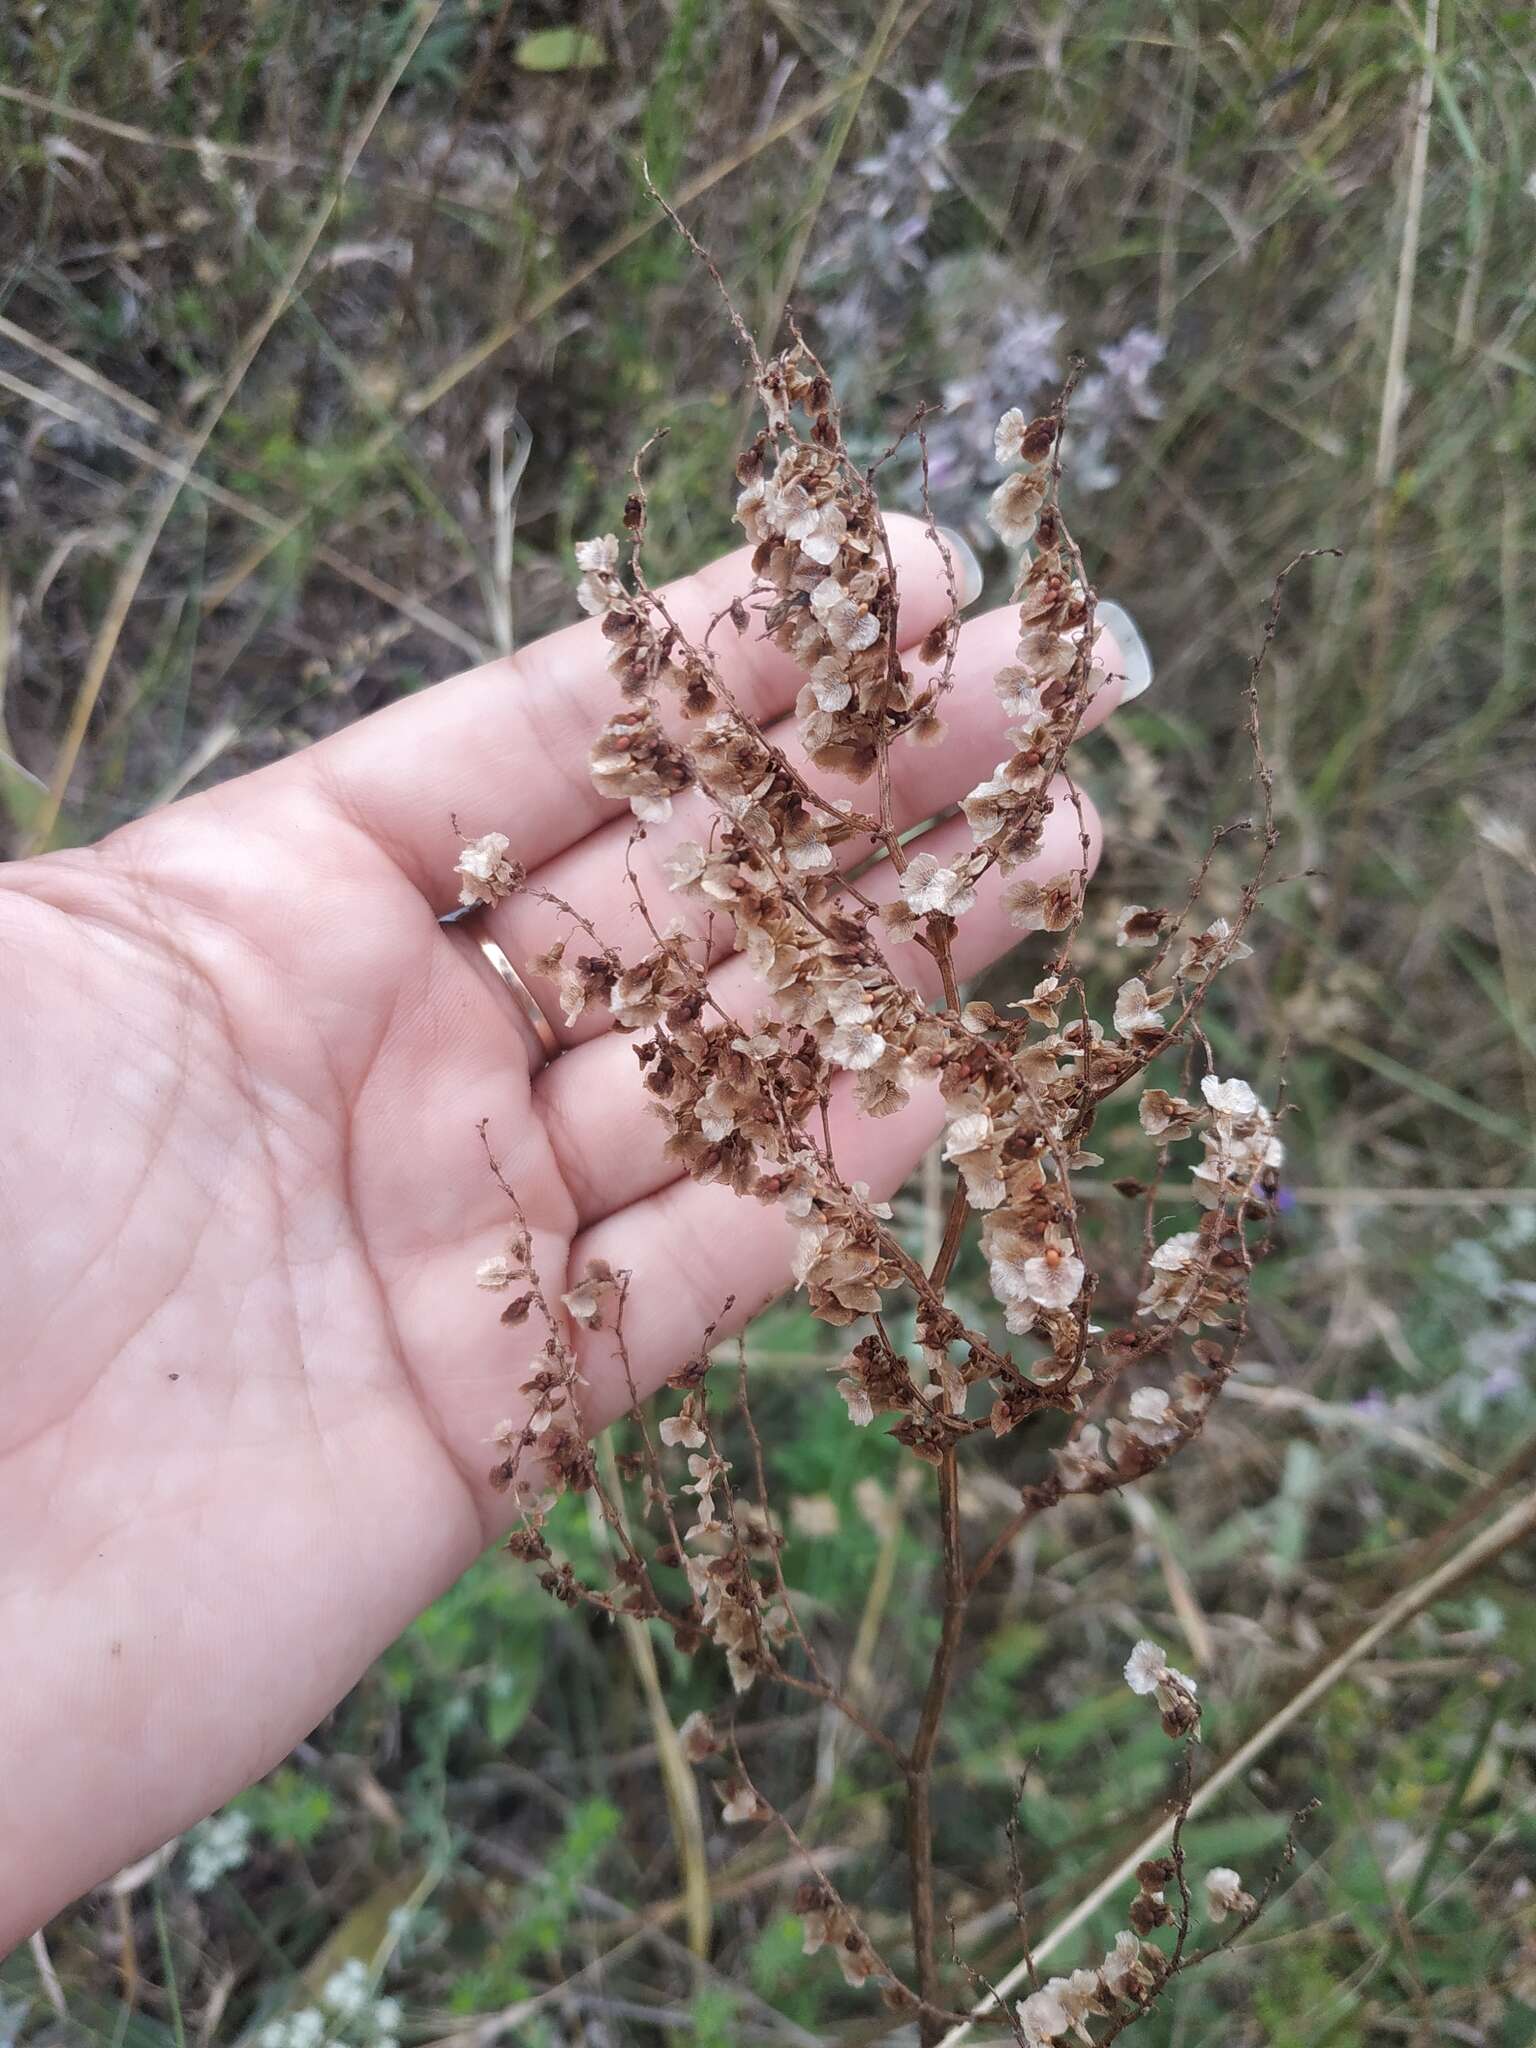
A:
[[456, 223, 1305, 2044]]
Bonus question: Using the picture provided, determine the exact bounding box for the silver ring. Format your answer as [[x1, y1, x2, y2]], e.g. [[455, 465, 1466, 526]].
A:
[[440, 907, 560, 1059]]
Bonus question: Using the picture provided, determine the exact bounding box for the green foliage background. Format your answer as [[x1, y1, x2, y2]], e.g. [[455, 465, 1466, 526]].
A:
[[2, 1, 1533, 2041]]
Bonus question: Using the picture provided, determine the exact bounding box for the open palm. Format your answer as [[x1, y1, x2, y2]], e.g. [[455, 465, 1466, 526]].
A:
[[0, 519, 1123, 1942]]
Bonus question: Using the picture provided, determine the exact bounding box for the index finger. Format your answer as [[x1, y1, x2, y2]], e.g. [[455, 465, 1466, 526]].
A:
[[296, 514, 976, 897]]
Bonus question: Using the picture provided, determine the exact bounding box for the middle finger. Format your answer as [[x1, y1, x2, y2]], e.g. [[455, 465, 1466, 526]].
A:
[[485, 604, 1125, 1052]]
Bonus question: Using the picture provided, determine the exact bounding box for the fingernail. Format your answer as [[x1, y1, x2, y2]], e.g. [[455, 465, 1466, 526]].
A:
[[1095, 599, 1154, 701], [936, 526, 984, 608]]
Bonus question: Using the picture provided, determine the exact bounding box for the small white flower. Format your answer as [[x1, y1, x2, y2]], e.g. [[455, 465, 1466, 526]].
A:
[[900, 852, 976, 918], [785, 498, 847, 566], [988, 469, 1045, 548], [663, 841, 708, 891], [1001, 873, 1077, 933], [574, 534, 619, 575], [1101, 1930, 1155, 1998], [809, 657, 853, 711], [1201, 1074, 1259, 1118], [988, 1253, 1030, 1305], [1053, 1423, 1105, 1491], [1204, 1865, 1256, 1922], [1128, 1385, 1181, 1446], [454, 830, 519, 908], [575, 540, 622, 614], [455, 830, 508, 877], [183, 1809, 252, 1892], [562, 1262, 618, 1327], [1201, 914, 1253, 961], [1016, 1983, 1070, 2046], [994, 665, 1045, 721], [720, 1778, 766, 1824], [942, 1112, 1004, 1205], [943, 1109, 991, 1153], [837, 1377, 875, 1426], [785, 831, 833, 873], [1017, 622, 1076, 683], [659, 1406, 706, 1450], [475, 1254, 515, 1290], [994, 407, 1028, 465], [1124, 1636, 1198, 1702], [322, 1960, 372, 2018], [1023, 1251, 1085, 1310], [1149, 1229, 1201, 1273], [828, 1024, 886, 1071], [734, 479, 769, 539], [1114, 977, 1165, 1037], [1124, 1638, 1169, 1695], [961, 768, 1012, 837], [791, 1219, 827, 1285], [1053, 1969, 1105, 2039], [1139, 1088, 1198, 1138], [685, 1452, 724, 1493], [826, 981, 875, 1025], [258, 2015, 326, 2048], [679, 1709, 720, 1762], [829, 603, 880, 653]]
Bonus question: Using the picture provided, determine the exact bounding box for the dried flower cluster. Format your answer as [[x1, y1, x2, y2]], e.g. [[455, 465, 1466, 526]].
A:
[[1014, 1931, 1164, 2048], [459, 257, 1297, 2042]]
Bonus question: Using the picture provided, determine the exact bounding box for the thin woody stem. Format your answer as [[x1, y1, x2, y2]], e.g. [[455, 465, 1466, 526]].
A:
[[495, 271, 1305, 2037], [967, 1497, 1047, 1599], [766, 1664, 907, 1766], [928, 1179, 971, 1293], [907, 1447, 968, 2042], [859, 498, 973, 2037]]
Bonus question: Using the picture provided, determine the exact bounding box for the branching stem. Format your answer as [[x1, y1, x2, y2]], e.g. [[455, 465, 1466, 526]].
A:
[[907, 1448, 968, 2040]]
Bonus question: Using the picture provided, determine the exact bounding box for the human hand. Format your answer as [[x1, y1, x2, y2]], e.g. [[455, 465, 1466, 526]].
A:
[[0, 519, 1132, 1941]]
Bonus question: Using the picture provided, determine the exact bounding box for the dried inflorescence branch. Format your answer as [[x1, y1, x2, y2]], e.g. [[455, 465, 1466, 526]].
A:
[[458, 241, 1300, 2039]]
